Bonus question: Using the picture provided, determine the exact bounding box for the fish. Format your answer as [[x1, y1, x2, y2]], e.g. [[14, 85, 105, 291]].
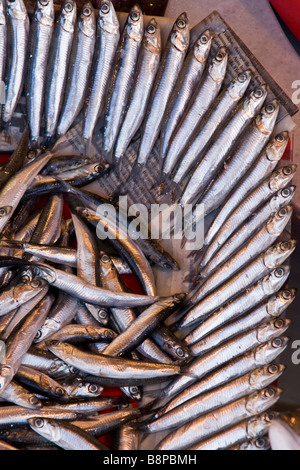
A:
[[83, 0, 120, 148], [28, 417, 108, 450], [3, 0, 30, 124], [26, 0, 55, 147], [203, 131, 290, 249], [0, 276, 48, 317], [104, 4, 144, 159], [162, 46, 228, 176], [46, 340, 182, 382], [201, 165, 297, 268], [180, 85, 268, 206], [199, 100, 280, 216], [0, 379, 42, 410], [44, 0, 77, 145], [225, 436, 271, 451], [184, 271, 291, 346], [178, 240, 296, 330], [172, 70, 252, 184], [156, 386, 282, 450], [0, 126, 30, 188], [136, 12, 190, 167], [16, 365, 69, 402], [188, 412, 276, 450], [114, 18, 161, 160], [160, 29, 213, 162], [145, 364, 284, 434], [56, 2, 96, 137]]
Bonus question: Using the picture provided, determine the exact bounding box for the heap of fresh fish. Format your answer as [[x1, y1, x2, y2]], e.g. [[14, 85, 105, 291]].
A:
[[0, 0, 297, 451]]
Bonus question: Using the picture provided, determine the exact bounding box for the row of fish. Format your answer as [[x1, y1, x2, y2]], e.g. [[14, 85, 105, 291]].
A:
[[0, 0, 297, 451]]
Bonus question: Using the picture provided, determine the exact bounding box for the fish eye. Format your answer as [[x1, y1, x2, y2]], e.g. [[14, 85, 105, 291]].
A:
[[130, 386, 139, 394], [31, 279, 41, 288], [27, 150, 36, 160], [29, 395, 40, 405], [34, 330, 43, 341], [283, 166, 292, 175], [130, 10, 140, 22], [282, 290, 292, 300], [267, 364, 279, 374], [264, 387, 276, 398], [279, 241, 290, 252], [274, 319, 285, 329], [0, 208, 7, 217], [254, 88, 264, 98], [98, 308, 108, 319], [238, 72, 248, 83], [83, 6, 91, 16], [55, 387, 66, 397], [176, 347, 184, 357], [215, 50, 225, 61], [266, 103, 275, 114], [104, 329, 114, 338], [275, 267, 285, 278], [147, 24, 156, 34], [95, 164, 105, 173], [34, 418, 45, 428], [101, 254, 110, 264], [101, 3, 110, 14], [176, 19, 186, 29], [282, 188, 291, 197], [256, 438, 267, 448], [88, 384, 99, 394], [276, 134, 285, 143], [278, 207, 287, 217], [64, 2, 73, 13], [200, 34, 209, 44], [272, 337, 283, 348]]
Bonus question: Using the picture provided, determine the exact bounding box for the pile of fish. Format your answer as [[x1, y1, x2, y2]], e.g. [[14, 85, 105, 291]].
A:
[[0, 0, 297, 451]]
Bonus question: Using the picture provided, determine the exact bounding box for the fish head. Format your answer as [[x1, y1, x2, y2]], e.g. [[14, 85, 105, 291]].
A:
[[90, 161, 110, 178], [46, 340, 74, 361], [263, 240, 297, 269], [249, 363, 285, 390], [193, 29, 213, 63], [35, 0, 55, 27], [34, 317, 62, 344], [79, 2, 96, 38], [269, 164, 297, 192], [244, 84, 268, 117], [266, 205, 293, 236], [208, 47, 228, 82], [6, 0, 28, 20], [228, 69, 252, 101], [266, 288, 296, 317], [0, 206, 14, 233], [31, 263, 57, 284], [99, 252, 118, 281], [126, 4, 144, 42], [247, 411, 278, 438], [28, 417, 62, 443], [240, 436, 270, 451], [99, 0, 119, 35], [255, 99, 280, 135], [256, 336, 289, 365], [245, 386, 282, 415], [59, 0, 77, 33], [144, 19, 161, 55], [270, 185, 296, 212], [170, 12, 190, 53], [0, 365, 14, 391], [261, 265, 290, 295], [124, 386, 142, 401], [257, 318, 291, 343], [269, 415, 300, 450], [266, 131, 289, 162]]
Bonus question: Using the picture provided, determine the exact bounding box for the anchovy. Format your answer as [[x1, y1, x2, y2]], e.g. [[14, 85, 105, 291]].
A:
[[200, 187, 295, 277], [0, 379, 42, 410], [0, 126, 29, 188], [48, 324, 117, 344], [157, 386, 282, 450], [189, 412, 276, 450], [115, 422, 140, 450], [185, 270, 291, 346], [191, 289, 295, 356], [163, 47, 228, 175], [3, 0, 30, 124], [27, 0, 55, 147], [203, 132, 290, 248], [57, 2, 96, 137], [47, 340, 181, 381], [202, 165, 297, 266], [104, 4, 144, 158], [29, 194, 64, 249], [137, 12, 190, 167], [61, 379, 103, 398], [0, 405, 80, 428], [41, 155, 90, 176], [0, 277, 48, 317], [28, 418, 108, 450], [200, 100, 280, 215], [145, 364, 284, 434], [0, 293, 54, 392], [160, 29, 213, 162], [173, 70, 252, 184], [180, 85, 268, 206], [16, 365, 69, 401], [44, 0, 77, 143], [178, 240, 296, 330], [114, 18, 161, 160], [225, 436, 271, 451], [164, 318, 289, 398], [155, 339, 288, 416], [83, 0, 120, 146]]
